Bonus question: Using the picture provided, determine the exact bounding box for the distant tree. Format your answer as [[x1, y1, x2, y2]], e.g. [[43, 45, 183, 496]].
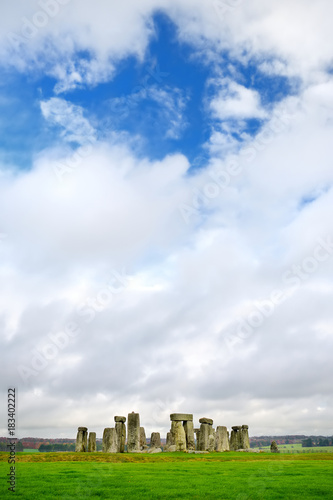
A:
[[302, 438, 313, 447]]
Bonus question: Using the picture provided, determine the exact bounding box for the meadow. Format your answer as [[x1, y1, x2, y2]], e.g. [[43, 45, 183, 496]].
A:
[[1, 451, 332, 499], [258, 443, 333, 453]]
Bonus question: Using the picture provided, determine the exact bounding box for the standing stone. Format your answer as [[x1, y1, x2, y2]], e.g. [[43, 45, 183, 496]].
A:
[[230, 426, 242, 451], [165, 431, 173, 450], [140, 427, 147, 450], [270, 441, 280, 453], [241, 425, 250, 449], [88, 432, 96, 452], [102, 428, 117, 453], [208, 427, 216, 452], [150, 432, 161, 449], [171, 421, 186, 451], [127, 412, 140, 452], [75, 427, 88, 452], [198, 418, 213, 451], [114, 416, 126, 453], [215, 426, 230, 452], [183, 421, 195, 451]]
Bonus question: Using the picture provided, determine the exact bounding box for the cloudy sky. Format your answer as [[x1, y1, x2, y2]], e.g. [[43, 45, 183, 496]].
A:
[[1, 0, 333, 440]]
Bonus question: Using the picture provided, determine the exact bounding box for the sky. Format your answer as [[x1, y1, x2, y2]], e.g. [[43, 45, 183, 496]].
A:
[[1, 0, 333, 440]]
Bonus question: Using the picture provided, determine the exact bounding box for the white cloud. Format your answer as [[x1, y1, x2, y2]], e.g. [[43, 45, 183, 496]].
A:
[[40, 97, 96, 144], [2, 75, 333, 436], [1, 0, 333, 439], [210, 79, 267, 120]]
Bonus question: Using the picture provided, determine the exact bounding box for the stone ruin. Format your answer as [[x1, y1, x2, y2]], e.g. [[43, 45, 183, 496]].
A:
[[75, 427, 88, 452], [75, 411, 250, 454], [229, 425, 250, 451], [270, 440, 280, 453]]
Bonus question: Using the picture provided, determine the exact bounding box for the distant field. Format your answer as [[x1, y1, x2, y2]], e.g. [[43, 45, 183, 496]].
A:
[[258, 443, 333, 453], [22, 449, 39, 453], [1, 451, 333, 499]]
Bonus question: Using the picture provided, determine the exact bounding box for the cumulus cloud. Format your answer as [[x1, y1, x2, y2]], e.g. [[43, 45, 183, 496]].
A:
[[210, 79, 267, 120], [40, 97, 96, 144], [1, 1, 333, 440]]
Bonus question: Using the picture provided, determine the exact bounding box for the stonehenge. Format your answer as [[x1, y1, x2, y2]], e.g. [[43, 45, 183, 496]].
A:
[[114, 416, 126, 453], [215, 426, 229, 452], [230, 425, 250, 450], [127, 412, 141, 453], [102, 427, 117, 453], [75, 413, 250, 454], [150, 432, 161, 449], [140, 427, 148, 451], [88, 432, 96, 452], [169, 413, 195, 451], [270, 440, 280, 453], [198, 418, 215, 452], [75, 427, 88, 452]]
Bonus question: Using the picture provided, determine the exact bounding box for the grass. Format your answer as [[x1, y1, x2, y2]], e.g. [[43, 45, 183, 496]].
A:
[[1, 451, 333, 499], [258, 443, 333, 453]]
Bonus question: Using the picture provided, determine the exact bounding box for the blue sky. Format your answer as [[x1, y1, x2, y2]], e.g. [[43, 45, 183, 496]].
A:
[[1, 1, 333, 439], [1, 12, 294, 170]]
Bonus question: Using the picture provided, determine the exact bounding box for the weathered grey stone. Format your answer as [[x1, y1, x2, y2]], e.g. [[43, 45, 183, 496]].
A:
[[270, 441, 280, 453], [170, 413, 193, 422], [184, 420, 195, 451], [150, 432, 161, 449], [102, 428, 117, 453], [127, 412, 140, 452], [114, 416, 126, 423], [171, 420, 186, 451], [215, 426, 230, 452], [115, 421, 126, 453], [198, 423, 210, 451], [75, 427, 88, 452], [199, 417, 213, 425], [167, 445, 177, 452], [140, 427, 147, 450], [164, 431, 174, 451], [148, 447, 162, 454], [230, 425, 242, 451], [88, 432, 96, 452], [241, 425, 250, 449], [208, 427, 216, 452]]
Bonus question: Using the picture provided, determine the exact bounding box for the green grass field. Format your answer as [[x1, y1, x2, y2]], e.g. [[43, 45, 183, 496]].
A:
[[258, 443, 333, 453], [1, 451, 333, 499]]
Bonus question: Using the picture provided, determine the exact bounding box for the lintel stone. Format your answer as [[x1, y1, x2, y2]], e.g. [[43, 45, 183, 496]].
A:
[[170, 413, 193, 421], [114, 416, 126, 423], [199, 418, 213, 425]]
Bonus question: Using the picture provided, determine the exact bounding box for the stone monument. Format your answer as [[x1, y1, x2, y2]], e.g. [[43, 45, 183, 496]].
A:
[[127, 412, 140, 452], [75, 427, 88, 452]]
